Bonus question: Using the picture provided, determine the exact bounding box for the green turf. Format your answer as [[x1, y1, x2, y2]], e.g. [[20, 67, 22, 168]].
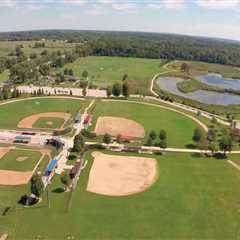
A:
[[1, 151, 240, 239], [0, 97, 88, 129], [32, 117, 65, 129], [57, 56, 165, 94], [90, 100, 201, 148], [0, 149, 42, 171]]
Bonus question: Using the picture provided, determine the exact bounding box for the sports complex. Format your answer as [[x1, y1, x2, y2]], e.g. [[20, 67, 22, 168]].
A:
[[0, 93, 240, 239]]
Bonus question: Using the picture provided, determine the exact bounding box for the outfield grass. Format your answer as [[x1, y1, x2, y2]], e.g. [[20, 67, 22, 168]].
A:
[[0, 97, 88, 129], [0, 149, 42, 171], [90, 100, 201, 148], [1, 151, 240, 239], [33, 117, 65, 129], [57, 56, 165, 94]]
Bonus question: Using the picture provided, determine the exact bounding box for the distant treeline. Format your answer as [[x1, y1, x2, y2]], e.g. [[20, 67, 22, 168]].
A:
[[0, 30, 240, 66]]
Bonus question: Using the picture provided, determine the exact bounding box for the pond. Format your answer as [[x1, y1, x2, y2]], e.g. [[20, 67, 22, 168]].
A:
[[156, 76, 240, 105], [197, 73, 240, 91]]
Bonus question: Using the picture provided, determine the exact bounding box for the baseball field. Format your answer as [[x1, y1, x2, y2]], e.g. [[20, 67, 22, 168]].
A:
[[1, 151, 240, 239], [0, 97, 89, 129], [0, 97, 240, 239], [90, 100, 204, 147]]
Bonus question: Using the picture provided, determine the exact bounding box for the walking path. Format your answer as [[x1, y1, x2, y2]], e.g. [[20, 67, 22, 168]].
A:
[[55, 99, 95, 174]]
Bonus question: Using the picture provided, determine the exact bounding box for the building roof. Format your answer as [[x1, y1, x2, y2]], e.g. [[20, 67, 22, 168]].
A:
[[47, 159, 58, 172]]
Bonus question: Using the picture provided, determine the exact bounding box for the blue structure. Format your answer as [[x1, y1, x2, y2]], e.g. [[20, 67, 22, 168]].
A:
[[45, 159, 58, 176]]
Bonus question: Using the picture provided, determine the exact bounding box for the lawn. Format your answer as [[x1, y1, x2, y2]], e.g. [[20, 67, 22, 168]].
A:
[[0, 97, 89, 129], [0, 70, 9, 82], [0, 149, 42, 171], [90, 100, 201, 148], [57, 56, 165, 94], [33, 117, 65, 129], [1, 151, 240, 239]]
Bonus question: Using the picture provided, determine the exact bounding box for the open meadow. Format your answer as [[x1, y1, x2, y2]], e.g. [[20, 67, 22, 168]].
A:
[[58, 56, 165, 94]]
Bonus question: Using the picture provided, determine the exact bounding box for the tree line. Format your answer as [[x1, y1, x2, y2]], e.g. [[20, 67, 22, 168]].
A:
[[0, 30, 240, 66]]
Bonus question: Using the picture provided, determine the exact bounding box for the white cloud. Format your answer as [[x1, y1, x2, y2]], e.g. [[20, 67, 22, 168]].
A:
[[0, 0, 16, 7], [111, 3, 137, 11], [62, 0, 88, 6], [197, 0, 240, 9], [86, 4, 103, 15], [147, 0, 185, 10]]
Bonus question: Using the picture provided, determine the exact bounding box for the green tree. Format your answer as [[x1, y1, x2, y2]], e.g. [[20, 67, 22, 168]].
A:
[[149, 130, 157, 140], [159, 130, 167, 141], [159, 140, 167, 149], [219, 135, 233, 155], [82, 70, 88, 79], [192, 128, 203, 144], [112, 83, 122, 97], [60, 172, 71, 191], [30, 175, 44, 198], [122, 73, 128, 81], [73, 134, 85, 153], [122, 82, 130, 97], [106, 86, 112, 97], [103, 133, 111, 144]]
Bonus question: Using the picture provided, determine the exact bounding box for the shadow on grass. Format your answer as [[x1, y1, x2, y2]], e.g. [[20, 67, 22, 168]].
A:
[[185, 144, 196, 149], [52, 187, 65, 194], [214, 153, 227, 160]]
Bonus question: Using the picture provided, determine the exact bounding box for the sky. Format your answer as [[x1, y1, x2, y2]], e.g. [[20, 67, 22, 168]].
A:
[[0, 0, 240, 41]]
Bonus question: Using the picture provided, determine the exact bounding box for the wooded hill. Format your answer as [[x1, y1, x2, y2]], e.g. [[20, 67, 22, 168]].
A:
[[0, 30, 240, 66]]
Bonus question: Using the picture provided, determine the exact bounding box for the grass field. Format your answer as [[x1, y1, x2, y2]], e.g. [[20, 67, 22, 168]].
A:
[[33, 117, 65, 129], [0, 70, 9, 82], [0, 40, 77, 57], [57, 56, 165, 94], [1, 151, 240, 239], [90, 100, 201, 148], [170, 60, 240, 79], [0, 97, 89, 129], [0, 149, 42, 171]]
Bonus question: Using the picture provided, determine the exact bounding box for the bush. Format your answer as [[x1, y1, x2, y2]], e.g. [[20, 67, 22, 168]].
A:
[[81, 129, 96, 139]]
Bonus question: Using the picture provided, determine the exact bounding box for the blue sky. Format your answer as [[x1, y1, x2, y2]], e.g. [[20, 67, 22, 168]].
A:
[[0, 0, 240, 41]]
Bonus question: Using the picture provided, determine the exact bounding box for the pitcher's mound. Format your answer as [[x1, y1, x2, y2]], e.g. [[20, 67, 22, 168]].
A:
[[94, 116, 145, 139], [87, 152, 158, 196]]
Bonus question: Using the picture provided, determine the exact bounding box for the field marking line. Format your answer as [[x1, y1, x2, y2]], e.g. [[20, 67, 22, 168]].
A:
[[227, 160, 240, 171], [102, 99, 208, 132]]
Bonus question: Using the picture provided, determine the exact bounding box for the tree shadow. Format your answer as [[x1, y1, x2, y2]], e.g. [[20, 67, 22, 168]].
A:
[[52, 187, 65, 194], [185, 144, 196, 149], [214, 153, 227, 160], [191, 153, 203, 158]]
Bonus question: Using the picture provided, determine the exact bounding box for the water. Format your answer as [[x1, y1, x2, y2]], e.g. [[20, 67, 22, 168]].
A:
[[156, 77, 240, 105], [197, 73, 240, 91]]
